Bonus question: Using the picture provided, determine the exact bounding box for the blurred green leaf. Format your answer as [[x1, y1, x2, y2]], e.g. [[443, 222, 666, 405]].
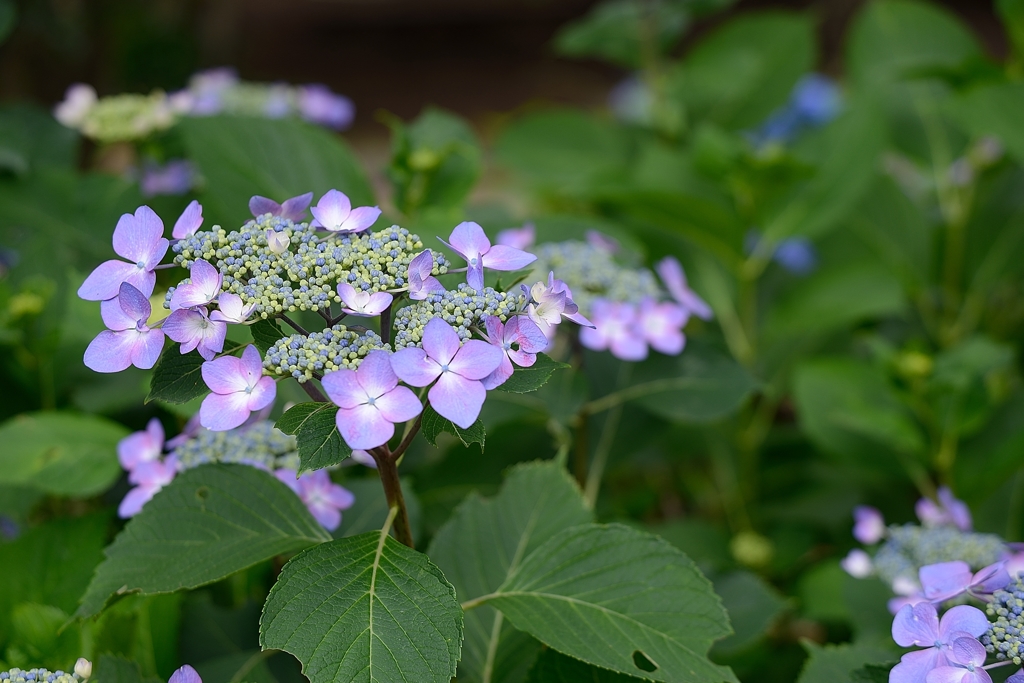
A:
[[954, 83, 1024, 166], [92, 655, 162, 683], [553, 0, 690, 69], [0, 0, 15, 46], [0, 105, 76, 174], [6, 603, 82, 671], [421, 405, 485, 449], [848, 176, 931, 292], [526, 649, 649, 682], [711, 571, 787, 656], [998, 0, 1024, 61], [796, 641, 892, 683]]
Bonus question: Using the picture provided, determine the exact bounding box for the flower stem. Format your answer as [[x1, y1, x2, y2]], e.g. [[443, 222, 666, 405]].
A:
[[279, 314, 309, 336], [297, 379, 328, 403], [371, 446, 415, 548]]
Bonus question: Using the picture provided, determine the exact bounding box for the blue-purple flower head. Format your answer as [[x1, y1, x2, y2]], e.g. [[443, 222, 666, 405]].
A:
[[138, 159, 196, 197], [297, 84, 355, 130], [744, 230, 817, 276], [752, 73, 842, 145]]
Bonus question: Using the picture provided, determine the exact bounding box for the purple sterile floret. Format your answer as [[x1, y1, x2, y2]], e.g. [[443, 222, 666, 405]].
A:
[[118, 417, 164, 471], [920, 561, 1010, 602], [441, 221, 537, 291], [526, 272, 593, 336], [78, 205, 169, 301], [310, 189, 381, 234], [917, 487, 973, 531], [655, 256, 713, 321], [170, 259, 223, 310], [163, 307, 227, 361], [84, 282, 166, 372], [854, 505, 886, 544], [172, 200, 203, 239], [497, 223, 535, 251], [889, 603, 990, 683], [139, 159, 195, 197], [481, 315, 548, 390], [322, 350, 422, 450], [210, 292, 256, 324], [275, 469, 355, 531], [248, 192, 314, 222], [118, 456, 177, 518], [1007, 669, 1024, 683], [407, 250, 446, 300], [337, 282, 393, 317], [297, 84, 355, 130], [926, 635, 992, 683], [580, 299, 648, 361], [638, 298, 687, 355], [199, 345, 277, 431], [390, 317, 503, 428], [168, 665, 202, 683]]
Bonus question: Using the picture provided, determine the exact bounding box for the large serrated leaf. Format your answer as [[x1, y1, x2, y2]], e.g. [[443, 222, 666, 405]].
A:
[[421, 405, 485, 449], [527, 649, 649, 682], [428, 461, 593, 683], [76, 465, 330, 619], [480, 524, 737, 683], [146, 341, 246, 404], [260, 529, 463, 683], [496, 354, 569, 394]]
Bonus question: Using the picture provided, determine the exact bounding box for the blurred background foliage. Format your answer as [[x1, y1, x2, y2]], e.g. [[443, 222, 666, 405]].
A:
[[2, 0, 1024, 682]]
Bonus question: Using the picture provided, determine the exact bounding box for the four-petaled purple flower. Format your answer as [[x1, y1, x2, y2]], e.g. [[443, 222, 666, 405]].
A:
[[579, 299, 647, 361], [249, 192, 314, 222], [210, 292, 256, 324], [407, 250, 446, 300], [173, 200, 204, 239], [890, 603, 990, 683], [655, 256, 713, 321], [926, 636, 993, 683], [321, 350, 422, 450], [275, 468, 355, 531], [163, 307, 226, 361], [85, 282, 166, 372], [637, 298, 687, 355], [496, 223, 535, 251], [118, 417, 164, 471], [525, 273, 593, 337], [310, 189, 381, 233], [168, 664, 202, 683], [441, 221, 536, 291], [919, 561, 1010, 603], [118, 455, 178, 518], [391, 318, 503, 428], [170, 259, 223, 311], [854, 505, 886, 544], [481, 315, 548, 390], [917, 487, 973, 531], [78, 206, 169, 301], [200, 345, 277, 431], [337, 282, 393, 317]]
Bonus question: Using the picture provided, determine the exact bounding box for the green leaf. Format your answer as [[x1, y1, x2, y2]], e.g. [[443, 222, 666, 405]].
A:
[[496, 353, 570, 394], [0, 412, 126, 497], [278, 402, 351, 472], [526, 649, 649, 683], [421, 405, 485, 449], [479, 524, 737, 683], [275, 401, 327, 435], [147, 340, 247, 404], [76, 465, 331, 619], [179, 116, 373, 226], [428, 461, 593, 683], [92, 655, 162, 683], [0, 104, 77, 173], [954, 83, 1024, 166], [796, 641, 893, 683], [850, 663, 898, 683], [249, 318, 285, 356], [711, 571, 787, 656], [260, 529, 464, 683], [553, 0, 691, 69]]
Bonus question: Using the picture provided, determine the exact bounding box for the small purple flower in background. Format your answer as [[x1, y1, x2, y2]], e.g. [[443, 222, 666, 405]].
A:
[[337, 282, 393, 317], [78, 206, 169, 301], [249, 192, 314, 222], [139, 159, 196, 197], [187, 67, 238, 116], [919, 561, 1010, 602], [752, 74, 842, 145], [163, 307, 226, 361], [165, 412, 203, 450], [168, 664, 202, 683], [54, 83, 97, 128], [264, 84, 292, 118], [525, 273, 593, 336], [199, 345, 276, 431], [85, 283, 166, 372], [580, 299, 648, 361], [840, 549, 874, 578], [637, 298, 686, 355], [170, 259, 222, 310], [407, 250, 446, 300], [350, 449, 377, 468], [918, 487, 973, 531], [0, 515, 20, 541], [853, 505, 886, 544], [310, 189, 381, 234], [172, 200, 204, 239], [744, 231, 818, 276], [321, 350, 422, 450], [496, 223, 535, 251], [297, 84, 355, 130], [608, 74, 653, 125], [889, 603, 989, 683], [441, 221, 537, 292], [927, 636, 993, 683], [275, 469, 355, 531], [118, 417, 164, 471], [118, 456, 178, 518], [391, 317, 503, 428], [655, 256, 713, 321], [585, 230, 619, 254], [210, 292, 256, 324], [481, 315, 548, 390]]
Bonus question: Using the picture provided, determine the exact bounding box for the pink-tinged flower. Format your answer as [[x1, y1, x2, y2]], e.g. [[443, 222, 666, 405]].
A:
[[840, 549, 873, 578], [210, 292, 256, 324], [310, 189, 381, 233], [199, 345, 277, 431], [525, 273, 593, 336], [78, 206, 169, 301], [297, 84, 355, 130], [85, 283, 166, 372], [265, 229, 290, 254], [655, 256, 713, 321], [889, 603, 989, 683], [168, 664, 202, 683], [118, 456, 178, 518], [926, 636, 992, 683], [275, 469, 355, 531], [54, 83, 97, 128], [920, 561, 1010, 602], [249, 192, 314, 222], [337, 282, 393, 317], [481, 315, 548, 390], [853, 505, 885, 544], [917, 487, 973, 531], [586, 230, 619, 254], [638, 298, 686, 355], [441, 221, 537, 291], [579, 299, 648, 361], [165, 413, 203, 450], [172, 200, 203, 239], [391, 318, 503, 428], [407, 250, 446, 300], [321, 350, 422, 450], [496, 223, 535, 251], [118, 417, 164, 471], [170, 259, 222, 311], [163, 307, 227, 361]]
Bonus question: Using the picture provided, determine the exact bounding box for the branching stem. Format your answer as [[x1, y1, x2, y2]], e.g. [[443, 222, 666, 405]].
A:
[[279, 314, 309, 336]]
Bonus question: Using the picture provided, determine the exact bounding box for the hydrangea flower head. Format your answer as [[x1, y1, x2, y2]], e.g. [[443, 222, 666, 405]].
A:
[[337, 282, 393, 317], [249, 192, 313, 222], [637, 298, 686, 355], [441, 221, 537, 291], [172, 200, 203, 240], [854, 505, 886, 544], [297, 84, 355, 130], [580, 299, 647, 361], [54, 83, 97, 127], [526, 272, 593, 336], [889, 603, 989, 683], [118, 417, 164, 471], [84, 282, 165, 372], [275, 469, 355, 531], [200, 345, 277, 431], [310, 189, 381, 234], [655, 256, 712, 321], [169, 259, 222, 310], [481, 315, 548, 390], [119, 455, 177, 517], [163, 307, 226, 361], [78, 206, 168, 301]]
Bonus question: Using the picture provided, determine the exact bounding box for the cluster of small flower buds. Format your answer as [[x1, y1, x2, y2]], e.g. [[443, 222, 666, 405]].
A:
[[393, 284, 525, 349], [0, 669, 83, 683], [983, 576, 1024, 665], [264, 325, 387, 382], [173, 419, 298, 471]]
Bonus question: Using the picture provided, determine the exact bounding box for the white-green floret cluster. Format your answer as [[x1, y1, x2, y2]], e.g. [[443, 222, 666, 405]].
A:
[[393, 284, 526, 349], [174, 420, 298, 471], [264, 325, 388, 381], [982, 575, 1024, 664], [530, 241, 659, 311], [0, 669, 82, 683], [873, 524, 1006, 585]]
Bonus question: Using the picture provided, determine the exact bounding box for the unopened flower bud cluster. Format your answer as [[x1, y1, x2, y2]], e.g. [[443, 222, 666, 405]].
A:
[[982, 575, 1024, 664], [393, 284, 526, 349], [264, 325, 388, 382], [0, 670, 82, 683], [530, 240, 660, 311], [173, 421, 298, 471], [873, 524, 1006, 586]]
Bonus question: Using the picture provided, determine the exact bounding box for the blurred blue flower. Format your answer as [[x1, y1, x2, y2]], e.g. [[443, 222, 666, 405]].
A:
[[608, 74, 653, 125], [745, 229, 817, 275], [0, 515, 19, 541], [139, 159, 196, 197], [752, 73, 842, 145]]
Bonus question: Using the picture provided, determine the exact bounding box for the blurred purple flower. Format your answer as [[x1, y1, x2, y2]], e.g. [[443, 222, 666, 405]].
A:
[[0, 515, 20, 541], [249, 192, 314, 222], [85, 282, 165, 372], [441, 221, 537, 291], [889, 603, 989, 683], [118, 417, 165, 471], [119, 455, 177, 518], [310, 189, 381, 234], [170, 259, 222, 311], [917, 487, 973, 531], [655, 256, 712, 321], [407, 250, 446, 300], [187, 67, 238, 116], [78, 206, 168, 301], [637, 298, 686, 355], [481, 315, 548, 390], [337, 282, 393, 317], [579, 299, 647, 361], [163, 307, 226, 361], [745, 230, 817, 275], [165, 413, 203, 450], [840, 549, 873, 578], [496, 223, 535, 251], [752, 74, 842, 145], [264, 84, 292, 118], [297, 84, 355, 130], [853, 505, 885, 544], [199, 345, 276, 431], [275, 469, 355, 531], [585, 230, 619, 254], [139, 159, 195, 197], [172, 200, 203, 240]]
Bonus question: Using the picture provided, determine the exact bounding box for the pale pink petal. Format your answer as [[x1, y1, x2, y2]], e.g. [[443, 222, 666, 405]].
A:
[[310, 189, 352, 230], [484, 316, 503, 344], [112, 207, 161, 263], [428, 372, 486, 429], [246, 376, 277, 412], [373, 385, 422, 423], [78, 260, 138, 301], [240, 345, 264, 386], [162, 309, 208, 345], [339, 205, 381, 233], [322, 368, 367, 409], [337, 282, 359, 308], [189, 260, 222, 298], [324, 484, 356, 509], [449, 339, 503, 380], [507, 316, 547, 353], [197, 319, 227, 360], [172, 200, 203, 239], [361, 291, 393, 315], [200, 391, 253, 431], [390, 347, 441, 387], [422, 318, 461, 366], [201, 355, 249, 394], [611, 333, 648, 361], [481, 244, 536, 271], [129, 329, 165, 369], [118, 484, 159, 518], [496, 224, 534, 250], [356, 351, 398, 398], [337, 403, 394, 450], [447, 221, 490, 259], [84, 330, 136, 373]]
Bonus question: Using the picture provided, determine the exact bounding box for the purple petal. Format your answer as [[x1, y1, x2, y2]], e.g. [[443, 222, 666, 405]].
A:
[[323, 367, 365, 408], [210, 292, 253, 323], [1006, 670, 1024, 683], [450, 339, 503, 380], [408, 250, 434, 279], [496, 224, 534, 250], [949, 636, 987, 668], [308, 500, 342, 531], [78, 260, 139, 301], [649, 329, 684, 355], [972, 562, 1011, 594], [409, 274, 445, 300], [585, 230, 619, 254], [112, 206, 164, 263], [337, 282, 359, 308], [611, 332, 648, 361], [324, 483, 355, 509], [200, 391, 252, 431], [390, 347, 441, 387], [925, 667, 978, 683], [938, 605, 990, 640], [130, 329, 165, 369], [921, 561, 972, 601], [280, 192, 314, 222], [310, 189, 352, 230], [481, 355, 514, 390], [190, 259, 222, 297], [118, 282, 152, 321], [466, 263, 485, 291], [118, 484, 158, 518], [275, 469, 301, 494], [202, 355, 248, 394], [893, 602, 939, 647], [240, 345, 264, 386], [853, 505, 886, 544], [422, 317, 461, 366], [447, 221, 490, 260], [249, 196, 283, 218], [484, 316, 504, 344], [890, 648, 943, 683], [117, 419, 164, 470], [337, 403, 394, 450], [676, 288, 713, 321], [84, 330, 136, 373], [508, 316, 548, 354], [374, 385, 422, 423], [938, 487, 973, 531], [428, 372, 486, 429], [168, 665, 202, 683], [481, 244, 537, 272], [362, 291, 393, 315], [100, 296, 136, 331], [356, 350, 398, 398], [172, 200, 203, 239], [246, 376, 277, 412], [340, 206, 381, 233]]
